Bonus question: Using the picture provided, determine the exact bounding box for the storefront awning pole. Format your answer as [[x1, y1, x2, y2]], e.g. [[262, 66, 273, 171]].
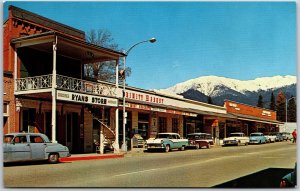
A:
[[51, 36, 57, 143]]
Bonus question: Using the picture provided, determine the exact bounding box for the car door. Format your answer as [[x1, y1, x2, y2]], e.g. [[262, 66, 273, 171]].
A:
[[174, 134, 181, 148], [10, 135, 31, 162], [29, 135, 47, 160]]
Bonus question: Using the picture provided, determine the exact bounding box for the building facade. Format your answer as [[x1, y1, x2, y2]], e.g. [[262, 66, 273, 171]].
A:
[[3, 6, 280, 154]]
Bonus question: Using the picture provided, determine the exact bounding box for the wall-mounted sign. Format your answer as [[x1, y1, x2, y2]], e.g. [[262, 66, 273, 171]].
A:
[[57, 90, 118, 107]]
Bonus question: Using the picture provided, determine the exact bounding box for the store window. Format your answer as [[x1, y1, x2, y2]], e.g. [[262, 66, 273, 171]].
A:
[[172, 118, 179, 133], [159, 117, 167, 133]]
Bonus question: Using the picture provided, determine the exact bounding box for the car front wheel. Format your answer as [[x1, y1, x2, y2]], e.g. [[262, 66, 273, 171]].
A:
[[48, 153, 59, 164], [165, 145, 170, 153]]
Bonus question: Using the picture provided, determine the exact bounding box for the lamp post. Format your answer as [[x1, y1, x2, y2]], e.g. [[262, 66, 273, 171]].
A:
[[121, 38, 156, 152], [286, 96, 296, 124]]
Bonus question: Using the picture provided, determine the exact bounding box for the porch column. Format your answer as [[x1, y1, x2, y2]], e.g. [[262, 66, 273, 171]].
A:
[[51, 36, 57, 143], [114, 59, 120, 153], [14, 48, 18, 92]]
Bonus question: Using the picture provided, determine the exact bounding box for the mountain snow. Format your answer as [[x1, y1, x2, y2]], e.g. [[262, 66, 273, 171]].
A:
[[156, 75, 296, 97]]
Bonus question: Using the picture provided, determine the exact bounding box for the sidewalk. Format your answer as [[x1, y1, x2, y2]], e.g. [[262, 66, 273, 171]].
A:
[[59, 147, 145, 162]]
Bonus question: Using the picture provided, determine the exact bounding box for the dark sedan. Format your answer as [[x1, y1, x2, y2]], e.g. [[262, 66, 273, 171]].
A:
[[186, 133, 214, 149]]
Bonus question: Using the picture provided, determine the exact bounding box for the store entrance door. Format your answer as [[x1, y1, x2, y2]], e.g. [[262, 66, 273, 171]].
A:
[[66, 112, 80, 153]]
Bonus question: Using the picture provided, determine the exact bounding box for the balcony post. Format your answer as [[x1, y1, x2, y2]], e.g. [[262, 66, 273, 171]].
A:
[[14, 48, 18, 92], [114, 59, 120, 153], [51, 36, 57, 143]]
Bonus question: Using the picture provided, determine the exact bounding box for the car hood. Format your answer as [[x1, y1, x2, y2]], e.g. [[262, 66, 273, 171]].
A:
[[224, 137, 241, 141]]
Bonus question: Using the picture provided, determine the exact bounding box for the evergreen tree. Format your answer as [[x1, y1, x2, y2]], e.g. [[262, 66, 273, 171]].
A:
[[287, 96, 297, 122], [207, 96, 213, 104], [269, 92, 276, 111], [276, 91, 287, 122], [257, 94, 264, 108]]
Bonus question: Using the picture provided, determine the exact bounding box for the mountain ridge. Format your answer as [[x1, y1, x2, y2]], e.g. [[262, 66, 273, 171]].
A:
[[156, 75, 296, 107]]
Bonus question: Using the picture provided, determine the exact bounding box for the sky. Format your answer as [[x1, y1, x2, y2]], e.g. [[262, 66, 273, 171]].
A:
[[2, 1, 297, 90]]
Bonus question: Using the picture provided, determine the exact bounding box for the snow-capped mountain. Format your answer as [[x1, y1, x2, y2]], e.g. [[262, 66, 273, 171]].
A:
[[156, 75, 296, 107]]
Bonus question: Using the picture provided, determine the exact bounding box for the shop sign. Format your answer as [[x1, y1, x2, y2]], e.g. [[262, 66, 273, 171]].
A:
[[125, 90, 164, 104], [128, 103, 151, 111], [57, 90, 118, 107], [262, 110, 271, 117]]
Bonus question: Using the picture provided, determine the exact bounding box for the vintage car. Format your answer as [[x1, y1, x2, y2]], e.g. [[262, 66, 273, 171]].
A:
[[3, 133, 70, 163], [269, 132, 284, 142], [223, 132, 249, 146], [145, 133, 188, 152], [280, 132, 293, 141], [280, 163, 297, 188], [249, 132, 267, 144], [186, 133, 214, 149], [264, 132, 276, 143]]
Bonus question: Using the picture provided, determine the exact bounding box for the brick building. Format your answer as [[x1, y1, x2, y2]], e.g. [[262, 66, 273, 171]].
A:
[[3, 6, 280, 154]]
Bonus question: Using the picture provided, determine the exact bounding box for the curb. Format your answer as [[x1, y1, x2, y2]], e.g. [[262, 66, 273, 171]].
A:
[[59, 153, 125, 162]]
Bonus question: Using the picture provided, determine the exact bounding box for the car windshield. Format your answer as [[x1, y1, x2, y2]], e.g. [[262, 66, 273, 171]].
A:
[[230, 133, 242, 137], [156, 134, 171, 139], [4, 135, 14, 143], [250, 133, 261, 136], [187, 134, 204, 139]]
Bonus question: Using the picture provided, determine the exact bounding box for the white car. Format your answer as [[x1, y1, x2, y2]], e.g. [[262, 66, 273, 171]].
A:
[[264, 133, 276, 143], [223, 132, 249, 146], [145, 133, 188, 152]]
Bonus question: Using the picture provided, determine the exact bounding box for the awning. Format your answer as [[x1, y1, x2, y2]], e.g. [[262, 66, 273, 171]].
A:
[[10, 31, 126, 61], [230, 113, 281, 125]]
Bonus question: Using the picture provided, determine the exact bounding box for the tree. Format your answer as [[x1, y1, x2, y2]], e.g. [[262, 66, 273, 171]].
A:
[[207, 96, 213, 104], [287, 96, 297, 122], [84, 29, 131, 83], [257, 94, 264, 108], [276, 90, 286, 122], [269, 92, 276, 111]]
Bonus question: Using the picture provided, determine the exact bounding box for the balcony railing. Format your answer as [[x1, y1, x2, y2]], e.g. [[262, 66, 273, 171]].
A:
[[15, 74, 117, 97]]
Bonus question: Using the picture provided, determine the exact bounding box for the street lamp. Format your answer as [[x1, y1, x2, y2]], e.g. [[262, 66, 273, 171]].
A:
[[121, 38, 156, 152], [286, 96, 296, 124]]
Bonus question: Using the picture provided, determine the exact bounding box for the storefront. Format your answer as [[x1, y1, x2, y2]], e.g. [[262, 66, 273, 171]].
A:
[[224, 100, 279, 136]]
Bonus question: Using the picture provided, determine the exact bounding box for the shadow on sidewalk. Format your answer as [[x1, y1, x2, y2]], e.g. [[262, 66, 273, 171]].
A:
[[212, 168, 294, 188]]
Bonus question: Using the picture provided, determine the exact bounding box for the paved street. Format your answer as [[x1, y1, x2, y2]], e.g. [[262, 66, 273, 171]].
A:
[[4, 141, 296, 188]]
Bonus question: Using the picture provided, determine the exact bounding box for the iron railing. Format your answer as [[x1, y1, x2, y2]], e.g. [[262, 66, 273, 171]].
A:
[[15, 74, 117, 97]]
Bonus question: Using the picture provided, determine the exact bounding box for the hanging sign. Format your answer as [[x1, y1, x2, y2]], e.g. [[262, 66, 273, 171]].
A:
[[57, 90, 118, 107]]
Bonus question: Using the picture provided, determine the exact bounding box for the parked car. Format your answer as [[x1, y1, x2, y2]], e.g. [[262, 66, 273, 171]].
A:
[[249, 132, 267, 144], [281, 132, 293, 141], [145, 133, 188, 152], [3, 133, 70, 163], [280, 163, 297, 188], [223, 132, 249, 146], [264, 132, 276, 143], [269, 132, 284, 142], [186, 133, 214, 149]]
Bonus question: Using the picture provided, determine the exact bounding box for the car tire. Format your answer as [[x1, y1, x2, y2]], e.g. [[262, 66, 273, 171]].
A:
[[195, 144, 200, 149], [165, 145, 170, 153], [48, 153, 59, 164], [179, 146, 185, 151], [245, 142, 248, 146], [207, 144, 210, 149]]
